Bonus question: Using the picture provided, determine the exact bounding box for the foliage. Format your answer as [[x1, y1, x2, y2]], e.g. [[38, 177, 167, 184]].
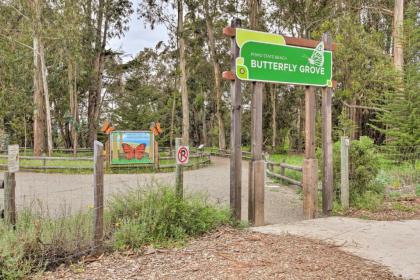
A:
[[0, 209, 96, 279], [373, 2, 420, 163], [318, 136, 381, 204], [108, 185, 232, 249]]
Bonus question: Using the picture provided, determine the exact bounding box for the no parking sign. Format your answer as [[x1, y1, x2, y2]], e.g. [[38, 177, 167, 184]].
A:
[[176, 145, 189, 165]]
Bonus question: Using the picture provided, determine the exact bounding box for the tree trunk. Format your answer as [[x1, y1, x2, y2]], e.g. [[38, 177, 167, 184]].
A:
[[87, 0, 107, 147], [202, 89, 208, 146], [271, 85, 277, 148], [170, 89, 176, 155], [68, 59, 78, 155], [204, 3, 225, 149], [31, 0, 52, 156], [392, 0, 404, 71], [33, 36, 46, 156], [39, 40, 53, 156], [178, 0, 189, 144]]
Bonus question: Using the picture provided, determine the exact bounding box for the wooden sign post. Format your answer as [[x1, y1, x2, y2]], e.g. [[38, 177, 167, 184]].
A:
[[223, 25, 335, 224], [321, 33, 334, 215], [225, 19, 242, 221], [175, 138, 184, 198]]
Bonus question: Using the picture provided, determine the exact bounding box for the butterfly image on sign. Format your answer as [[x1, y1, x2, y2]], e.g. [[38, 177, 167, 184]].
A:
[[122, 143, 146, 160], [110, 131, 154, 165], [308, 41, 324, 67]]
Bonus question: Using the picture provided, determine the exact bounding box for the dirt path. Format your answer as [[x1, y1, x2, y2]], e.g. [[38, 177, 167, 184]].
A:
[[253, 217, 420, 280], [0, 157, 303, 224], [42, 228, 399, 280]]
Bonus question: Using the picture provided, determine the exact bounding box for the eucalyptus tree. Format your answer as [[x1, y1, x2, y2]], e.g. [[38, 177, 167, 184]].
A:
[[139, 0, 190, 144], [86, 0, 133, 146]]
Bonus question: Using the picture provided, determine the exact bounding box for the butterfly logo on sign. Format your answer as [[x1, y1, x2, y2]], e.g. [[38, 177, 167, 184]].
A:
[[308, 41, 325, 67], [121, 143, 146, 160]]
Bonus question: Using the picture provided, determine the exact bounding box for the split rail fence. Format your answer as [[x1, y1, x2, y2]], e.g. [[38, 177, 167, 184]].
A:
[[210, 148, 303, 187], [0, 148, 211, 172]]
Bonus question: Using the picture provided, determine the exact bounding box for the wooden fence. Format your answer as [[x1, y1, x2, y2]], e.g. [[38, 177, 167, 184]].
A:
[[210, 148, 303, 187], [0, 151, 211, 172]]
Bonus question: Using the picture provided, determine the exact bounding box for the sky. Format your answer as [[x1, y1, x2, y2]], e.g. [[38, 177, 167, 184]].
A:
[[109, 1, 169, 62]]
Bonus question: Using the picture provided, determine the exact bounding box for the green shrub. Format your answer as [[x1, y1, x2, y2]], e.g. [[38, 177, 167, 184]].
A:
[[109, 185, 232, 249], [352, 191, 384, 211], [0, 209, 96, 279], [318, 136, 381, 206]]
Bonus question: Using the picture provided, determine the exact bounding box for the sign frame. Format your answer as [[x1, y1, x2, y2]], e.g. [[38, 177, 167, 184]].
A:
[[109, 130, 155, 166], [236, 41, 333, 87], [8, 144, 19, 173], [176, 145, 190, 165]]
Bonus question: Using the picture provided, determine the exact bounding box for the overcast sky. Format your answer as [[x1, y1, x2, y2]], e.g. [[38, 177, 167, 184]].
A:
[[109, 1, 169, 62]]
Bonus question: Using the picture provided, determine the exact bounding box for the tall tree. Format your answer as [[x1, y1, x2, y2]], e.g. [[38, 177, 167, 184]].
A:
[[203, 0, 226, 149], [31, 0, 53, 156], [177, 0, 189, 144], [86, 0, 132, 146], [392, 0, 404, 71]]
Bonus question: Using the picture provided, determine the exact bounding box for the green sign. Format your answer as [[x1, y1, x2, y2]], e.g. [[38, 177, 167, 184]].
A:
[[235, 29, 333, 87]]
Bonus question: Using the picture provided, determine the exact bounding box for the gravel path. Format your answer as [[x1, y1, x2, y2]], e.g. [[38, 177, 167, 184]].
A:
[[253, 217, 420, 280], [0, 157, 303, 224], [42, 228, 400, 280]]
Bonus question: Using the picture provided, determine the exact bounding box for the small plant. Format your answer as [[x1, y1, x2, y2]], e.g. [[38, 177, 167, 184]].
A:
[[416, 184, 420, 197], [0, 209, 96, 279], [318, 136, 381, 207], [352, 191, 384, 211], [108, 184, 232, 250]]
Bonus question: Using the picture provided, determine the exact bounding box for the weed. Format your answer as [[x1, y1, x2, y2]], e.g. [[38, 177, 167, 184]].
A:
[[392, 202, 416, 212], [108, 185, 232, 250], [352, 191, 384, 211]]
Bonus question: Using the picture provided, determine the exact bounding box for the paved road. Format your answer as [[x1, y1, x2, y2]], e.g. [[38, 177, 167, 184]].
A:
[[0, 157, 304, 224], [254, 217, 420, 280]]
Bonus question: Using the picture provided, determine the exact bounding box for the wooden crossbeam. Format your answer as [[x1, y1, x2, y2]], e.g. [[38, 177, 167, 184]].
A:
[[223, 27, 336, 51]]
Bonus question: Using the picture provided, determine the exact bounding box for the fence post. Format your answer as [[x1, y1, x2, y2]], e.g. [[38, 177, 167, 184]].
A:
[[303, 86, 318, 219], [341, 136, 350, 209], [42, 152, 47, 173], [93, 141, 104, 252], [4, 172, 16, 227], [175, 138, 183, 198], [280, 159, 286, 178], [154, 141, 159, 171]]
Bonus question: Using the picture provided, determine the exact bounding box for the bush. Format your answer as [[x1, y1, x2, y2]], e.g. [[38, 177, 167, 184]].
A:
[[108, 185, 232, 249], [319, 136, 381, 206], [0, 209, 95, 279]]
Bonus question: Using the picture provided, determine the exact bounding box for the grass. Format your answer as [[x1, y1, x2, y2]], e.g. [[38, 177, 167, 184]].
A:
[[0, 183, 234, 279], [108, 185, 232, 249], [0, 209, 97, 279]]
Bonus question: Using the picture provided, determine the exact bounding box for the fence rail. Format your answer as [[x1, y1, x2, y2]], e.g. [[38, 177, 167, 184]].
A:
[[0, 151, 211, 172], [210, 148, 303, 187]]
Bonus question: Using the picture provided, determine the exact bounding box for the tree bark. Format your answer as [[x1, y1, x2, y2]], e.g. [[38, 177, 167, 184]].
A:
[[178, 0, 189, 144], [33, 35, 46, 156], [32, 0, 52, 156], [39, 40, 53, 156], [271, 85, 277, 148], [392, 0, 404, 71], [204, 1, 225, 149], [87, 0, 107, 147], [68, 58, 78, 155]]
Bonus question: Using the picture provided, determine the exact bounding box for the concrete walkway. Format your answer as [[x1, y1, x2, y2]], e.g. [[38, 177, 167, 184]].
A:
[[253, 217, 420, 280]]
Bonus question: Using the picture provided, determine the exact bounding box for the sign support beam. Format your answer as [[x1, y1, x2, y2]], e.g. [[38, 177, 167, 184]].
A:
[[249, 82, 264, 226], [321, 33, 334, 215], [303, 86, 318, 219], [229, 19, 242, 221]]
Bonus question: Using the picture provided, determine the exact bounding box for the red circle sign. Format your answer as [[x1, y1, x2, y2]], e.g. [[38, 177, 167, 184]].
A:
[[177, 146, 189, 164]]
